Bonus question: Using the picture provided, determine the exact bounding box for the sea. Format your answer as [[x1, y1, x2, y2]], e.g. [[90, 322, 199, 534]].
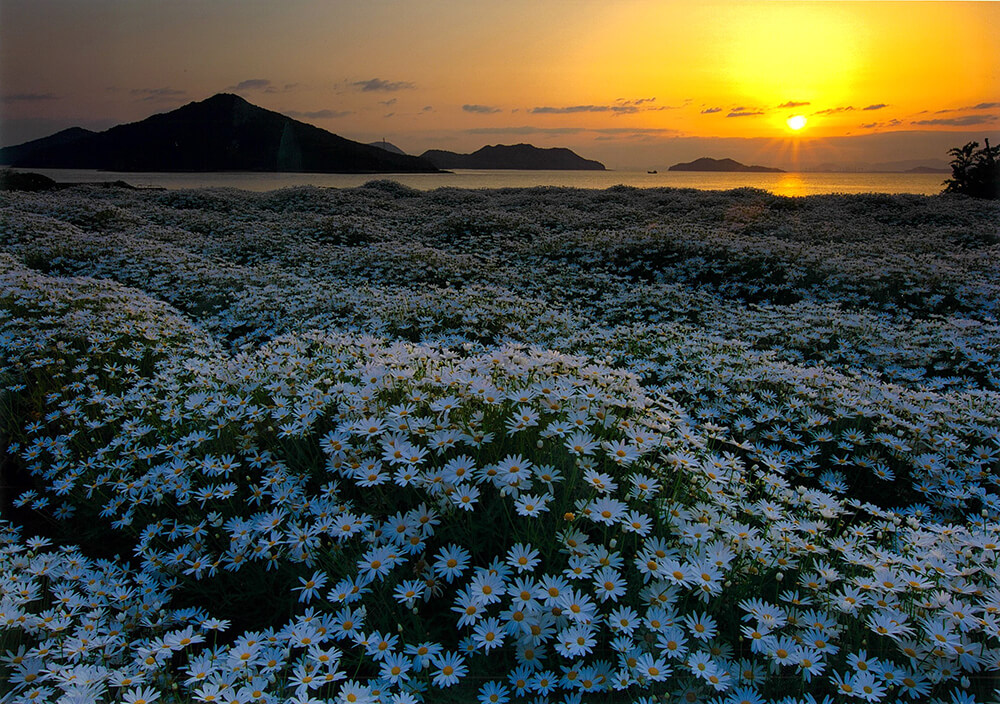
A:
[[17, 168, 949, 197]]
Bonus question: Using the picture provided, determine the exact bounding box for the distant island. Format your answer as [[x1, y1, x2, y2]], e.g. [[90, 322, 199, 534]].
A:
[[420, 144, 605, 170], [904, 165, 950, 174], [0, 94, 441, 174], [668, 157, 784, 173]]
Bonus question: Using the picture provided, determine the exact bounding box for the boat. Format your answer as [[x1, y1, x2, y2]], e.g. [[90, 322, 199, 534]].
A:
[[647, 169, 657, 174]]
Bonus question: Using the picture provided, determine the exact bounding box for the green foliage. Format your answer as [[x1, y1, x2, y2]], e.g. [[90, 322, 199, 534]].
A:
[[943, 139, 1000, 199]]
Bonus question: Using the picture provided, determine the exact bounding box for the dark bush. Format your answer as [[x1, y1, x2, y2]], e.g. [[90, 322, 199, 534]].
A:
[[943, 139, 1000, 199]]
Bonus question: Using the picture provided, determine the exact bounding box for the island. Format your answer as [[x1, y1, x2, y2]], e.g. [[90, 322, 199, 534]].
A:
[[668, 157, 784, 173], [904, 166, 950, 174], [420, 144, 605, 170], [0, 94, 441, 173]]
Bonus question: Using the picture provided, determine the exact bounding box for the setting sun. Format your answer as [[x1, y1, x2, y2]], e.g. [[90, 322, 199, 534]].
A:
[[786, 115, 807, 131]]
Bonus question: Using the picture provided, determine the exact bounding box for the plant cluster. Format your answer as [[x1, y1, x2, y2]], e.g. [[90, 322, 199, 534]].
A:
[[943, 141, 1000, 200], [1, 184, 998, 704]]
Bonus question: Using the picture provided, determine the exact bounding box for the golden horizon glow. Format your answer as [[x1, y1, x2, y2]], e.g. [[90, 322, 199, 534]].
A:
[[786, 116, 808, 132], [1, 1, 998, 169]]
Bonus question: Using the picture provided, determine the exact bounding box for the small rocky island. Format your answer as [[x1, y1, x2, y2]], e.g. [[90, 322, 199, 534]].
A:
[[420, 144, 606, 170], [668, 157, 784, 173]]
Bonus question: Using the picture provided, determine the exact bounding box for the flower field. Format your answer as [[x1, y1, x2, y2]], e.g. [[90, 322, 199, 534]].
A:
[[1, 182, 999, 704]]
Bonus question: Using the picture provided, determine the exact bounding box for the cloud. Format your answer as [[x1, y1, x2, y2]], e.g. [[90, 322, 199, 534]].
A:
[[862, 103, 888, 111], [936, 102, 1000, 113], [727, 109, 765, 117], [286, 109, 352, 119], [531, 105, 639, 114], [814, 106, 855, 115], [130, 87, 187, 102], [616, 97, 657, 107], [352, 78, 415, 92], [778, 101, 810, 108], [911, 115, 998, 127], [592, 127, 681, 137], [466, 126, 585, 135], [1, 92, 58, 102], [464, 125, 679, 138], [463, 104, 502, 114], [860, 119, 903, 129], [701, 107, 722, 114], [228, 79, 274, 92], [422, 106, 434, 112], [380, 98, 397, 107]]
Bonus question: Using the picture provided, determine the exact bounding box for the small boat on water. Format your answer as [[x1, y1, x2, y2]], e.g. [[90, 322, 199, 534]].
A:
[[647, 169, 657, 174]]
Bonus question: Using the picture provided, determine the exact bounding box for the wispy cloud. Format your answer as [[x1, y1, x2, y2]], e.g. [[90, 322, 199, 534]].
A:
[[616, 97, 657, 107], [1, 92, 58, 103], [529, 99, 674, 115], [701, 107, 722, 114], [228, 79, 275, 92], [861, 118, 903, 129], [778, 101, 810, 108], [727, 108, 765, 117], [531, 105, 639, 114], [352, 78, 415, 92], [286, 109, 352, 119], [936, 102, 1000, 113], [814, 106, 855, 115], [131, 87, 187, 102], [466, 126, 585, 135], [862, 103, 888, 111], [464, 125, 679, 137], [592, 126, 681, 137], [463, 104, 502, 114], [380, 98, 397, 107], [911, 115, 998, 127]]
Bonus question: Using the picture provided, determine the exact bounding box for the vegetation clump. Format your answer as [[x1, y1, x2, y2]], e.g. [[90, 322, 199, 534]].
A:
[[943, 139, 1000, 199], [1, 184, 998, 704]]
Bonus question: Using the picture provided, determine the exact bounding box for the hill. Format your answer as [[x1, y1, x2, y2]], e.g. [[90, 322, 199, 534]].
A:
[[420, 143, 605, 170], [367, 141, 407, 155], [668, 157, 784, 173], [0, 94, 440, 173], [0, 127, 98, 165]]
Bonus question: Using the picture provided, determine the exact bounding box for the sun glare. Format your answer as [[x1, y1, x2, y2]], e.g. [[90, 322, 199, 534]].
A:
[[786, 115, 807, 131]]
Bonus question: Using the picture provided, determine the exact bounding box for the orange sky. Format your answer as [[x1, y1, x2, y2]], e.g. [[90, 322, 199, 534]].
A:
[[1, 1, 997, 169]]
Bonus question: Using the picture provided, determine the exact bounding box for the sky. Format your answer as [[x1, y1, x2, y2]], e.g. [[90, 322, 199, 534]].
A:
[[1, 0, 998, 170]]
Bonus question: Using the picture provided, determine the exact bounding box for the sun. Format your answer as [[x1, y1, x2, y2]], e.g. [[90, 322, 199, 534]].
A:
[[786, 115, 808, 131]]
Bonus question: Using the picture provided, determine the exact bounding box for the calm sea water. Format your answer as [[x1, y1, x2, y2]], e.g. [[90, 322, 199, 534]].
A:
[[21, 168, 948, 197]]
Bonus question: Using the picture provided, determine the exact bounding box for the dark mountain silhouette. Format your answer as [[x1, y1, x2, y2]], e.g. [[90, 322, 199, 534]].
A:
[[668, 157, 784, 173], [0, 127, 98, 165], [367, 141, 407, 155], [905, 165, 950, 174], [420, 144, 605, 170], [0, 94, 440, 173]]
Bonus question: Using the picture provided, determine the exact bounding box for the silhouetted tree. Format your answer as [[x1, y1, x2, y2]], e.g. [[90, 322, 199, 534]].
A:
[[943, 139, 999, 199]]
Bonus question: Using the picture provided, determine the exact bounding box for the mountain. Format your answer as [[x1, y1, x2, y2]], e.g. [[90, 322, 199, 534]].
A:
[[668, 157, 784, 173], [420, 144, 605, 170], [0, 94, 440, 173], [0, 127, 98, 165], [367, 141, 407, 155]]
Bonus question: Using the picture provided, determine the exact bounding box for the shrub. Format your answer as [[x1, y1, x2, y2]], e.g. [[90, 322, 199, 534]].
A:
[[942, 139, 1000, 199]]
